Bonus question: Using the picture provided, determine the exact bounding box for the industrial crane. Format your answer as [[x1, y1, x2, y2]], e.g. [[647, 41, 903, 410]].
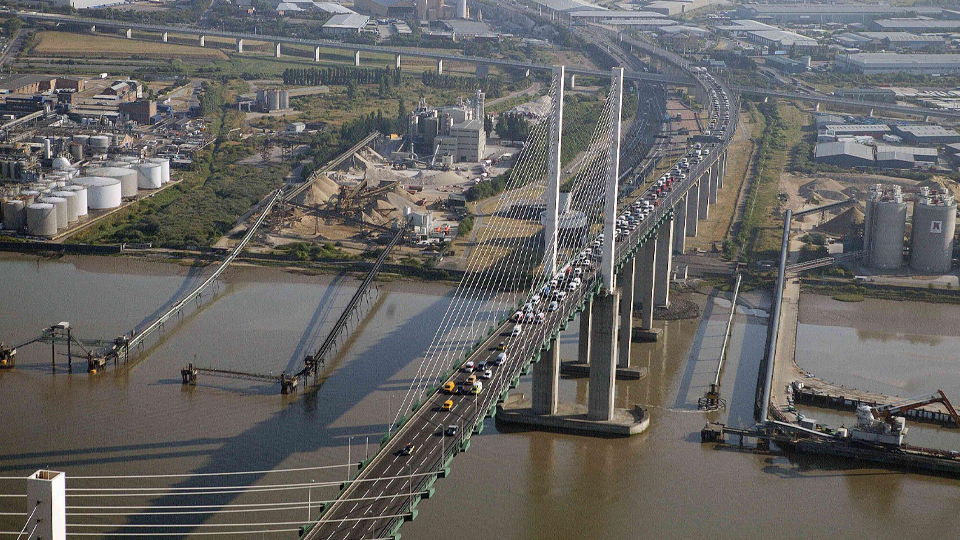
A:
[[851, 390, 960, 446]]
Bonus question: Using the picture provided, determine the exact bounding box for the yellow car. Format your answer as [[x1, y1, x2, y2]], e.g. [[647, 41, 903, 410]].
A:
[[442, 399, 453, 411], [443, 381, 456, 394], [466, 375, 477, 385]]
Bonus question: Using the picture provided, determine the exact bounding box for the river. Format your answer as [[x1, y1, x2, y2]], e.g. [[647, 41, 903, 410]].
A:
[[2, 257, 960, 538]]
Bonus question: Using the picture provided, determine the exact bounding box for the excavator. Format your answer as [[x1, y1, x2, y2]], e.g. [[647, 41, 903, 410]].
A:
[[850, 389, 960, 447]]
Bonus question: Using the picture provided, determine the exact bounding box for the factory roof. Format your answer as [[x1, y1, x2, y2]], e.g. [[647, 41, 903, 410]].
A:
[[440, 19, 498, 36], [815, 141, 875, 161], [740, 4, 939, 16], [568, 10, 664, 18], [840, 53, 960, 67], [823, 124, 890, 133], [276, 2, 304, 11], [0, 74, 56, 93], [452, 119, 483, 131], [534, 0, 600, 13], [322, 13, 370, 30], [873, 19, 960, 31], [893, 124, 960, 137], [875, 145, 938, 157], [748, 29, 819, 47], [717, 19, 776, 32], [858, 32, 944, 43], [313, 2, 356, 14]]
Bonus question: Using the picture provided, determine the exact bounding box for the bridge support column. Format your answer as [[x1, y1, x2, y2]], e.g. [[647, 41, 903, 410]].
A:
[[354, 50, 361, 67], [674, 192, 687, 253], [544, 66, 564, 276], [719, 150, 727, 189], [90, 25, 96, 33], [569, 74, 576, 89], [236, 38, 243, 53], [436, 59, 443, 74], [618, 256, 635, 368], [578, 296, 592, 364], [588, 290, 619, 422], [162, 32, 168, 43], [708, 160, 719, 204], [125, 28, 132, 39], [395, 53, 401, 69], [814, 102, 820, 112], [635, 235, 656, 330], [698, 171, 710, 220], [314, 46, 321, 62], [686, 180, 699, 237], [532, 337, 560, 415], [601, 66, 624, 293], [524, 68, 530, 77], [27, 470, 66, 540], [654, 216, 673, 308], [274, 42, 281, 57], [199, 35, 205, 47]]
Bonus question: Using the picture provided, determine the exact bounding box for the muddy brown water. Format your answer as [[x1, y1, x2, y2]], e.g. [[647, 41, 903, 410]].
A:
[[1, 259, 959, 539]]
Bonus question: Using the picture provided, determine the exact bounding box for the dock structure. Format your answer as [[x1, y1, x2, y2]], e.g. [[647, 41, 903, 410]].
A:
[[181, 363, 298, 394], [792, 379, 960, 428]]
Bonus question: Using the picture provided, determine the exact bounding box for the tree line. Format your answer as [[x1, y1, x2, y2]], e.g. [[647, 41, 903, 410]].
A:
[[282, 67, 402, 87], [419, 72, 503, 98]]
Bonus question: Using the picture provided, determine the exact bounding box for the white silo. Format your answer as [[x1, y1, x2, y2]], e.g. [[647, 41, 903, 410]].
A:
[[86, 166, 138, 198], [72, 134, 90, 145], [39, 196, 68, 229], [75, 177, 122, 209], [64, 185, 88, 216], [279, 90, 289, 109], [26, 203, 57, 237], [2, 199, 25, 230], [136, 163, 162, 189], [148, 157, 171, 184], [20, 190, 38, 205], [267, 89, 281, 111], [863, 184, 907, 270], [911, 188, 957, 273], [52, 190, 78, 223]]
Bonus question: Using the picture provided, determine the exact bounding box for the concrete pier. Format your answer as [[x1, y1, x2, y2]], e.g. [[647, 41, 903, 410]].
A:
[[588, 290, 619, 421], [275, 42, 281, 58], [708, 161, 719, 204], [618, 256, 635, 368], [698, 171, 710, 219], [532, 337, 560, 415], [395, 54, 401, 69], [674, 192, 687, 254], [125, 28, 132, 39], [199, 35, 205, 47], [437, 58, 443, 74], [654, 216, 673, 308], [236, 38, 243, 53], [686, 180, 699, 237], [161, 31, 168, 42], [497, 396, 650, 437], [354, 50, 360, 67], [635, 236, 656, 330], [578, 298, 592, 364], [314, 46, 321, 62]]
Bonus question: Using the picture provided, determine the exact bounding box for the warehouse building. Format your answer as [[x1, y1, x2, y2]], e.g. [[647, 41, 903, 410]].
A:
[[836, 53, 960, 75], [875, 145, 938, 169], [354, 0, 415, 17], [857, 32, 945, 52], [872, 19, 960, 33], [814, 141, 875, 167], [891, 125, 960, 145], [322, 13, 371, 35], [735, 4, 941, 24], [766, 55, 808, 74], [822, 124, 891, 138]]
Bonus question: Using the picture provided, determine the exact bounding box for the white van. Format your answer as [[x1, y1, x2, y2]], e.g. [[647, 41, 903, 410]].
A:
[[512, 324, 522, 337]]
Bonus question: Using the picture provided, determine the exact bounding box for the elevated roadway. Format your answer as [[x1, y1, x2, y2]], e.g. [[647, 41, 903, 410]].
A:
[[10, 10, 693, 86], [735, 86, 960, 120]]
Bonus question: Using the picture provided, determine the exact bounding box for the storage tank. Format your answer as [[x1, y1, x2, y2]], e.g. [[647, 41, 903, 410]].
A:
[[52, 190, 78, 223], [63, 185, 88, 217], [279, 90, 289, 109], [70, 143, 83, 161], [38, 196, 68, 229], [72, 134, 90, 145], [2, 199, 25, 230], [147, 157, 171, 184], [267, 89, 281, 111], [89, 135, 111, 151], [26, 203, 57, 237], [911, 188, 957, 273], [85, 166, 138, 198], [52, 156, 71, 170], [75, 176, 122, 209], [136, 163, 162, 189], [863, 184, 907, 270]]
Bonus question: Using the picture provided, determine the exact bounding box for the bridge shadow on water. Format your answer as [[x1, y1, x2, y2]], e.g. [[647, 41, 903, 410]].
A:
[[673, 290, 722, 410], [130, 265, 206, 336], [283, 271, 349, 374], [107, 288, 459, 538]]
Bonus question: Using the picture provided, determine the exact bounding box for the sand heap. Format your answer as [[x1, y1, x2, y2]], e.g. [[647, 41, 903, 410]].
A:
[[798, 177, 849, 204], [419, 170, 464, 186], [814, 206, 864, 236], [360, 184, 424, 225], [303, 174, 340, 206]]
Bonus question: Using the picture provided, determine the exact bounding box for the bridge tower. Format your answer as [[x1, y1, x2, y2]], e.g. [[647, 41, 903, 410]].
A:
[[543, 65, 563, 277]]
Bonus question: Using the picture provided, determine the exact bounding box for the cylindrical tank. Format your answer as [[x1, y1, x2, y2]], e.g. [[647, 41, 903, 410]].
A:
[[147, 157, 171, 184], [43, 138, 51, 160], [39, 196, 68, 229], [864, 184, 907, 269], [72, 134, 90, 145], [52, 190, 78, 223], [85, 166, 138, 198], [2, 199, 25, 230], [268, 89, 281, 111], [89, 135, 111, 150], [26, 203, 57, 237], [64, 185, 88, 216], [279, 90, 289, 109], [75, 176, 122, 209], [70, 143, 83, 161], [911, 189, 957, 273], [136, 163, 162, 189], [20, 190, 38, 205]]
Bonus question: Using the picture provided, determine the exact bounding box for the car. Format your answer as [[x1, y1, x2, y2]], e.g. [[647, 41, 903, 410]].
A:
[[536, 312, 546, 324], [523, 303, 534, 313], [512, 324, 522, 337], [567, 282, 577, 292], [555, 291, 566, 301], [513, 311, 524, 322], [476, 361, 487, 371], [400, 443, 416, 456], [495, 352, 507, 365], [463, 361, 475, 372], [443, 381, 456, 393], [466, 374, 477, 385], [471, 381, 483, 395], [441, 399, 453, 411], [445, 425, 459, 437], [548, 301, 559, 312], [530, 294, 541, 305], [574, 267, 583, 277], [498, 341, 506, 351], [482, 369, 493, 379], [524, 312, 534, 323]]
